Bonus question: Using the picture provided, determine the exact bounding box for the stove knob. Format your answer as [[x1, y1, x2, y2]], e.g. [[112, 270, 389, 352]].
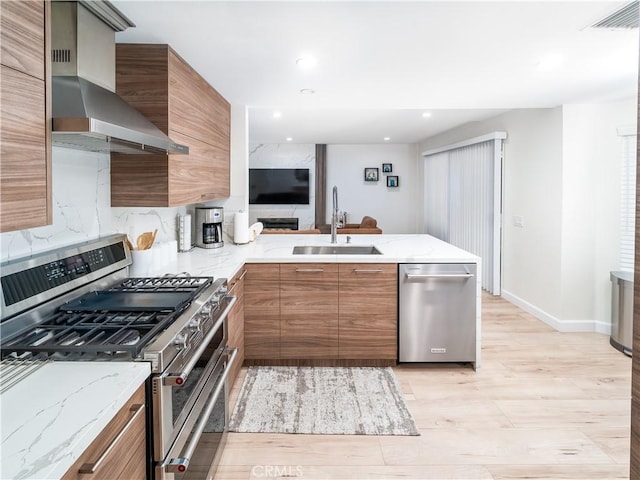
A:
[[200, 302, 214, 315], [188, 317, 202, 332], [173, 333, 189, 350]]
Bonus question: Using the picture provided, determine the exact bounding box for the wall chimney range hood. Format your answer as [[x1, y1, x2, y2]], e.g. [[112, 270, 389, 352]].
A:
[[51, 1, 188, 155]]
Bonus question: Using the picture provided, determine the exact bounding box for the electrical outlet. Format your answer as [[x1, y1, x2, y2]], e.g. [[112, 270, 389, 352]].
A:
[[513, 215, 524, 227]]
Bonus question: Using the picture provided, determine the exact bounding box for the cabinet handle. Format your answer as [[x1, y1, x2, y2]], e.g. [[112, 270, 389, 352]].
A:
[[353, 269, 383, 273], [295, 268, 324, 273], [406, 273, 474, 280], [78, 403, 145, 474], [164, 348, 239, 474], [228, 270, 247, 294]]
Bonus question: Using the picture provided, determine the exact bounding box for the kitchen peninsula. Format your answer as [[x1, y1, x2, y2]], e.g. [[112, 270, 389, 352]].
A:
[[159, 233, 480, 280], [157, 233, 482, 368], [1, 233, 480, 480]]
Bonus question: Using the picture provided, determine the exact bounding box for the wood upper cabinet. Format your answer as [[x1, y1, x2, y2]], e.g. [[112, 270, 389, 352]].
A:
[[280, 263, 339, 359], [62, 384, 146, 480], [111, 43, 230, 207], [0, 0, 51, 233], [1, 0, 46, 79], [227, 268, 246, 387], [244, 264, 280, 359], [338, 264, 398, 359], [168, 51, 230, 147]]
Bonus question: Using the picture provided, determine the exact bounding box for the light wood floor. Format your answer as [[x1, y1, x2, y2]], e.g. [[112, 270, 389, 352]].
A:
[[219, 293, 632, 479]]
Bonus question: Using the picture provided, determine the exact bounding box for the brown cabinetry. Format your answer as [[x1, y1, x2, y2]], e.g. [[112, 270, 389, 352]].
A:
[[244, 264, 280, 359], [280, 264, 339, 359], [0, 0, 51, 232], [111, 44, 230, 207], [227, 268, 246, 387], [243, 262, 398, 364], [338, 263, 397, 359], [62, 384, 146, 480]]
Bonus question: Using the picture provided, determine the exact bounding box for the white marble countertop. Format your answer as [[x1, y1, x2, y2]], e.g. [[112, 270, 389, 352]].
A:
[[148, 233, 480, 280], [1, 361, 150, 480], [0, 234, 479, 480]]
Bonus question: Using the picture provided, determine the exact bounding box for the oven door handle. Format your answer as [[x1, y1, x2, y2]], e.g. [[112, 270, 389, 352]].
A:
[[163, 295, 237, 386], [164, 347, 239, 474]]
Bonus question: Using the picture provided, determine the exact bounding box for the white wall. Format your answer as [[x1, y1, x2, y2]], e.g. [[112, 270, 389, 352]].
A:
[[248, 143, 316, 229], [326, 144, 419, 234], [418, 98, 636, 331], [419, 109, 564, 319], [562, 100, 636, 326]]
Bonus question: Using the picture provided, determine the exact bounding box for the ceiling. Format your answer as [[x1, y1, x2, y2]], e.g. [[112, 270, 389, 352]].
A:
[[112, 1, 639, 144]]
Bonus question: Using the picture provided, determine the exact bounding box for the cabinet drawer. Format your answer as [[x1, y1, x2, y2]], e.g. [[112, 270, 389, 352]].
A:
[[280, 263, 338, 309], [62, 385, 146, 480], [245, 263, 279, 283]]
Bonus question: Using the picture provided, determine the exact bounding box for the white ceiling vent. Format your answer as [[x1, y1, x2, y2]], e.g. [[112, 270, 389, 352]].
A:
[[591, 1, 638, 29]]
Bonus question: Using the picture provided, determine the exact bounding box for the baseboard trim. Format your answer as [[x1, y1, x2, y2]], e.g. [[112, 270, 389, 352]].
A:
[[500, 289, 611, 334]]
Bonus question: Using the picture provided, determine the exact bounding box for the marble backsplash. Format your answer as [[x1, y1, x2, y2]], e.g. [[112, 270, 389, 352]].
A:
[[0, 148, 186, 262], [248, 143, 316, 229]]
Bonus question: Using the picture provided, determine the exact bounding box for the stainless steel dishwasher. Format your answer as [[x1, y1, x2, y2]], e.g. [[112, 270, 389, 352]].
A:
[[398, 263, 477, 364]]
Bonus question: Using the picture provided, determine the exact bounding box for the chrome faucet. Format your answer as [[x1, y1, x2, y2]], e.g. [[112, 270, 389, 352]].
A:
[[331, 185, 339, 244]]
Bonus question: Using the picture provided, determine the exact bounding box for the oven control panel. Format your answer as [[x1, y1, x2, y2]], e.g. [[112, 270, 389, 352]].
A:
[[1, 243, 126, 307]]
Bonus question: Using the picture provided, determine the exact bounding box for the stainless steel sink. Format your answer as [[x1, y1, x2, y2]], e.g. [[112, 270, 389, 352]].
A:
[[292, 245, 382, 255]]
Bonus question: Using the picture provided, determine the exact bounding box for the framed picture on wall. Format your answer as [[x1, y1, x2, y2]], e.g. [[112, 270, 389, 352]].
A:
[[387, 175, 399, 188], [382, 163, 393, 173], [364, 167, 379, 182]]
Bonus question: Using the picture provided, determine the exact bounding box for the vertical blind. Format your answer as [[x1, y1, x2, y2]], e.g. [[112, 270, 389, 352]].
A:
[[423, 134, 504, 294], [620, 131, 637, 272]]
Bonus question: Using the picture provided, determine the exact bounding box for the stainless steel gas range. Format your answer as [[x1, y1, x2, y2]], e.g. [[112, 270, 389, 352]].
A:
[[0, 234, 237, 480]]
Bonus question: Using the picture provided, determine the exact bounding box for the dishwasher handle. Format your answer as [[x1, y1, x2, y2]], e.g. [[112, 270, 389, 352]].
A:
[[405, 273, 474, 280]]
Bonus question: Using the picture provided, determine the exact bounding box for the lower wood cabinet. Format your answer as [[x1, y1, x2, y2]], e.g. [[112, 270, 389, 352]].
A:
[[244, 264, 280, 359], [227, 268, 246, 387], [62, 384, 146, 480], [280, 263, 339, 359], [243, 262, 398, 363], [338, 263, 398, 359]]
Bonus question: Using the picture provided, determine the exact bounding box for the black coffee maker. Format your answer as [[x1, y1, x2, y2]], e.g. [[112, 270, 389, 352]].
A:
[[195, 207, 224, 249]]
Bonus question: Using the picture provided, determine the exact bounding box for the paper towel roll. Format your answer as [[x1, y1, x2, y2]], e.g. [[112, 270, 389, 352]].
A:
[[234, 210, 250, 244]]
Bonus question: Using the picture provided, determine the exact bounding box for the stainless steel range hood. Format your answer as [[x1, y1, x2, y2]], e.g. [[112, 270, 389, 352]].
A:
[[51, 1, 188, 155]]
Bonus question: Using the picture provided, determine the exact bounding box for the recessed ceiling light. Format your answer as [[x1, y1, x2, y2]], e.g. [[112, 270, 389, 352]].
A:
[[273, 111, 282, 118], [383, 137, 391, 142], [537, 53, 564, 71], [422, 112, 432, 118], [300, 88, 316, 95], [286, 137, 293, 142], [296, 56, 317, 69]]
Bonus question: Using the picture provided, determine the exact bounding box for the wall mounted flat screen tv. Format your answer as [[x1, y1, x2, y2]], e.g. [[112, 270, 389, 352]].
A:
[[249, 168, 310, 205]]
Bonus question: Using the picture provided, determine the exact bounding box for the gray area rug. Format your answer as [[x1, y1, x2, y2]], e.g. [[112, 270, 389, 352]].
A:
[[229, 366, 419, 436]]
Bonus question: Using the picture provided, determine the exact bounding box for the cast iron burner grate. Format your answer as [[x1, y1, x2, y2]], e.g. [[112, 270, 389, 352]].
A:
[[0, 276, 213, 360]]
